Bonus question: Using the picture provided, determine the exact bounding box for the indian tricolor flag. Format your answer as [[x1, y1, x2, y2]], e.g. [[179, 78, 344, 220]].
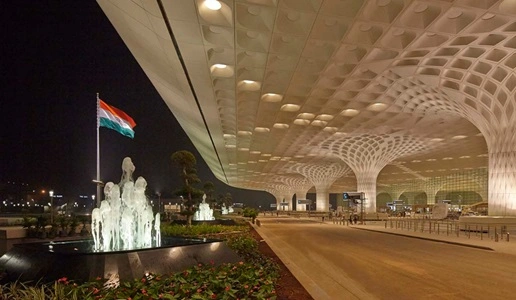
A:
[[98, 99, 136, 138]]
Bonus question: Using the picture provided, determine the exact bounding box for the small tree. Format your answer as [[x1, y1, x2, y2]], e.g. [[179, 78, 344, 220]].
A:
[[224, 192, 233, 208], [203, 181, 216, 206], [171, 150, 201, 226], [243, 207, 258, 224]]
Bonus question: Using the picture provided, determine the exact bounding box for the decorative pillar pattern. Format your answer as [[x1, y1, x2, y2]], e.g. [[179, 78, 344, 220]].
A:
[[278, 175, 313, 211], [322, 134, 430, 213], [289, 161, 351, 212], [488, 142, 516, 216]]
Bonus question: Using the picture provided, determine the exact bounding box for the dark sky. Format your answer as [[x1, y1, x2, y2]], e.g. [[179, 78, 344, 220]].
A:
[[1, 1, 273, 207]]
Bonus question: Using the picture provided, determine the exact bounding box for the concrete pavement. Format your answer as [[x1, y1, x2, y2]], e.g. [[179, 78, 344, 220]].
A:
[[252, 216, 516, 300]]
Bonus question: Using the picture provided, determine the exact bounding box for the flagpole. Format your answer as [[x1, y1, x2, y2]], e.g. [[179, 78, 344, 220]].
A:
[[96, 93, 101, 208]]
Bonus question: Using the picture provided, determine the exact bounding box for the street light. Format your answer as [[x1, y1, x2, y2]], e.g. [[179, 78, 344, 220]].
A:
[[49, 190, 54, 224]]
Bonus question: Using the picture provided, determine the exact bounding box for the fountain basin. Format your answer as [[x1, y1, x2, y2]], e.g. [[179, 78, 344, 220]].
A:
[[0, 237, 240, 284]]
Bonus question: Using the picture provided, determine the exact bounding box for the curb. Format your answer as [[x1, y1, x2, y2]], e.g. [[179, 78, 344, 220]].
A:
[[351, 227, 495, 251]]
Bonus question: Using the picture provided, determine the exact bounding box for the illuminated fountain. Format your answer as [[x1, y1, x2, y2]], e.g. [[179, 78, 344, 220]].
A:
[[0, 157, 239, 284], [193, 194, 215, 221], [92, 157, 161, 251]]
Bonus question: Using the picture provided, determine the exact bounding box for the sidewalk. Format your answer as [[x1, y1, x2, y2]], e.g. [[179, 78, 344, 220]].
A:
[[344, 221, 516, 255]]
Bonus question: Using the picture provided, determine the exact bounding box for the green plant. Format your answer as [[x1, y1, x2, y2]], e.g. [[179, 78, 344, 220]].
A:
[[160, 223, 247, 238], [1, 228, 279, 299], [21, 216, 37, 238], [69, 216, 80, 236], [243, 207, 259, 223], [57, 215, 70, 237]]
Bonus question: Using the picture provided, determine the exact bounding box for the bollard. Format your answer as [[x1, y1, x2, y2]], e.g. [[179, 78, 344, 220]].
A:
[[481, 226, 483, 240], [495, 228, 498, 242], [385, 220, 387, 228], [437, 223, 440, 235], [507, 232, 510, 242]]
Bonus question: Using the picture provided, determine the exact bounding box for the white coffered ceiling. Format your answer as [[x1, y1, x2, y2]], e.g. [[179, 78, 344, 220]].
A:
[[97, 0, 515, 194]]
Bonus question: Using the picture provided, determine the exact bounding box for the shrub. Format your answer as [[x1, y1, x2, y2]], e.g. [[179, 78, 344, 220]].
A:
[[160, 223, 247, 238], [1, 228, 279, 299]]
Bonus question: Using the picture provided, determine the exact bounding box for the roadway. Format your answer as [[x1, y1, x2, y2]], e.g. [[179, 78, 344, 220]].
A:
[[254, 217, 516, 300]]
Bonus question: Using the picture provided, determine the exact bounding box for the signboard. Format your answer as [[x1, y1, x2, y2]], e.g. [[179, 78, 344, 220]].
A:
[[297, 200, 310, 204], [233, 202, 244, 208], [164, 204, 180, 212], [343, 192, 365, 200], [270, 204, 277, 208], [280, 202, 289, 206]]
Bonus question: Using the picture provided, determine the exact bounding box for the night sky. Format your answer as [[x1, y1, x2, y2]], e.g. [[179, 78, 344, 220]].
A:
[[1, 1, 273, 207]]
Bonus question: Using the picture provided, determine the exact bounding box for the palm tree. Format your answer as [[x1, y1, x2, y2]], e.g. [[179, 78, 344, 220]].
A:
[[171, 150, 200, 226]]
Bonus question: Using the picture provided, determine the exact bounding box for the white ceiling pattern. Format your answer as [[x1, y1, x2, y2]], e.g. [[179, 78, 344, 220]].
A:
[[98, 0, 515, 204]]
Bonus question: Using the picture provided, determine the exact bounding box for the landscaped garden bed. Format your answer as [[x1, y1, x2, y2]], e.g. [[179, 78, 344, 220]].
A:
[[0, 221, 312, 299]]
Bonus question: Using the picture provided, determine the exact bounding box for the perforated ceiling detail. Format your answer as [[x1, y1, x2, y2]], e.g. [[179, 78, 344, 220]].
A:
[[321, 134, 432, 173], [288, 161, 351, 188], [98, 0, 516, 214]]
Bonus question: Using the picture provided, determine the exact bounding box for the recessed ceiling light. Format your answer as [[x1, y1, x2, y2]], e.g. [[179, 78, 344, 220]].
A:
[[367, 103, 387, 112], [293, 119, 310, 126], [316, 114, 334, 121], [281, 104, 301, 112], [273, 123, 289, 129], [261, 93, 283, 102], [333, 132, 347, 136], [459, 156, 471, 159], [310, 120, 328, 127], [452, 135, 467, 140], [443, 157, 453, 160], [254, 127, 270, 133], [297, 113, 315, 119], [430, 138, 444, 142], [323, 127, 338, 132], [213, 64, 226, 69], [205, 0, 222, 10], [237, 130, 253, 136], [341, 109, 360, 117]]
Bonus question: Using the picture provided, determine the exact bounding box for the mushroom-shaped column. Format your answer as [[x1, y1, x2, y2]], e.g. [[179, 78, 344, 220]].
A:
[[267, 183, 294, 211], [289, 162, 351, 212], [484, 129, 516, 215], [322, 134, 429, 213], [264, 188, 283, 211], [278, 175, 313, 211]]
